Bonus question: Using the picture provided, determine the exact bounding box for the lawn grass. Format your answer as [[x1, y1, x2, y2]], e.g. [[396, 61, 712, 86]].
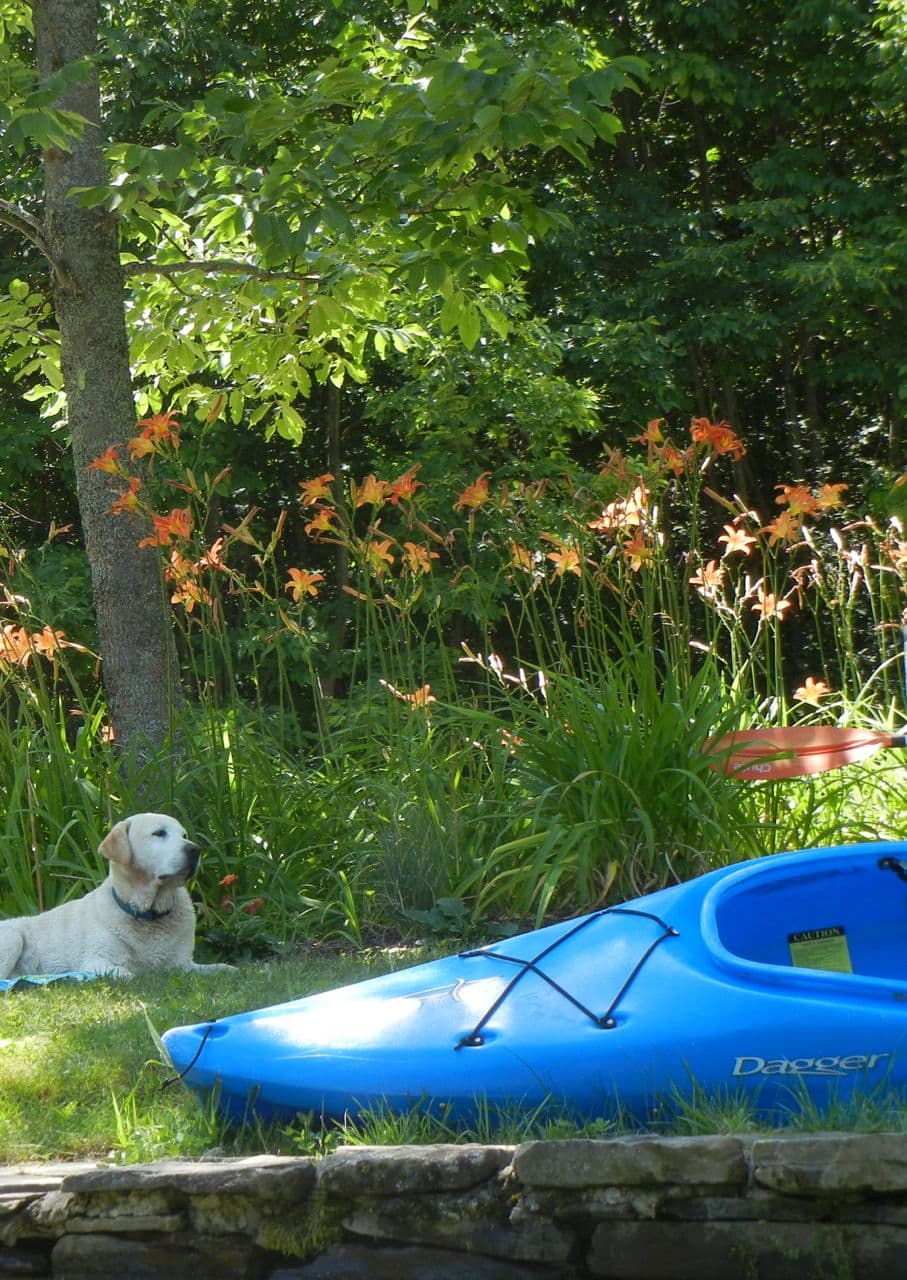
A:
[[3, 946, 907, 1165], [0, 950, 423, 1164]]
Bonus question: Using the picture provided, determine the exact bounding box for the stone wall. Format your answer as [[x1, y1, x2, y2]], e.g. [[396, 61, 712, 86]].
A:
[[1, 1133, 906, 1278]]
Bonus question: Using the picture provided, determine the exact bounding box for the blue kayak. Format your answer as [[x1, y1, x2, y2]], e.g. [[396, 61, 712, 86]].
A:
[[163, 841, 907, 1125]]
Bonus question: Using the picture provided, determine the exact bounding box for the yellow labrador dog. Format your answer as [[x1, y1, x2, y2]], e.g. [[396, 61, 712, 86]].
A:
[[0, 814, 232, 978]]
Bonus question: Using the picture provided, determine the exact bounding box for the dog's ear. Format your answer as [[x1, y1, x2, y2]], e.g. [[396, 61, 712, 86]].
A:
[[99, 820, 132, 867]]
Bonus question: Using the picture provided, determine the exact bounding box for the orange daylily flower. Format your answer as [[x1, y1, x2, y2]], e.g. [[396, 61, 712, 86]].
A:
[[623, 533, 654, 572], [127, 434, 159, 461], [0, 625, 32, 667], [689, 560, 726, 594], [690, 417, 746, 460], [88, 446, 122, 476], [454, 473, 491, 512], [134, 410, 180, 445], [304, 506, 340, 539], [752, 589, 792, 620], [354, 474, 389, 508], [196, 537, 228, 572], [388, 465, 423, 504], [285, 568, 325, 601], [717, 523, 757, 557], [401, 541, 438, 574], [29, 626, 68, 658], [365, 538, 395, 577], [127, 412, 180, 461], [816, 483, 848, 511], [299, 474, 335, 506], [775, 484, 819, 517], [630, 418, 665, 446], [170, 579, 212, 613], [588, 484, 649, 535], [657, 443, 692, 478], [164, 550, 195, 583], [138, 508, 193, 547], [379, 679, 436, 708], [546, 542, 582, 578], [106, 476, 143, 517], [0, 625, 80, 667], [761, 510, 803, 547], [793, 676, 831, 705]]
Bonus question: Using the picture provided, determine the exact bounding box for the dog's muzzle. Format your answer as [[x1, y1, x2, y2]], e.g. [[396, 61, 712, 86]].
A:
[[183, 842, 202, 876]]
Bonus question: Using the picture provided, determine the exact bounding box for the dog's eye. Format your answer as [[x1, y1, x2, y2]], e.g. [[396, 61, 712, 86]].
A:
[[153, 829, 167, 838]]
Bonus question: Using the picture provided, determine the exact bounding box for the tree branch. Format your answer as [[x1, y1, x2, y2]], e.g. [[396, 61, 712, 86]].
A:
[[121, 258, 320, 285], [0, 198, 60, 271]]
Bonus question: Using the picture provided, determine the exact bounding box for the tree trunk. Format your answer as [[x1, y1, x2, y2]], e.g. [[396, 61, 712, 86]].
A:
[[33, 0, 182, 780]]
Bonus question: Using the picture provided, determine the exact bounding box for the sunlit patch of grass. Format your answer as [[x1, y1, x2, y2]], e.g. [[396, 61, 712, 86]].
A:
[[282, 1095, 626, 1157], [657, 1081, 767, 1136], [0, 950, 436, 1164], [778, 1081, 907, 1134]]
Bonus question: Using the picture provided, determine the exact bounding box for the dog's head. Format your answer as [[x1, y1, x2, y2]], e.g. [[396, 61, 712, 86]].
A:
[[99, 814, 201, 888]]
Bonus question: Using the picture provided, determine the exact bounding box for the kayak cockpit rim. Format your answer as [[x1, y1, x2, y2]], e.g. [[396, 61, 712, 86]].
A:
[[700, 840, 907, 999]]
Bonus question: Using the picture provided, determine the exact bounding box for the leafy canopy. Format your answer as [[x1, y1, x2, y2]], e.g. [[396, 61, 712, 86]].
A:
[[1, 2, 643, 440]]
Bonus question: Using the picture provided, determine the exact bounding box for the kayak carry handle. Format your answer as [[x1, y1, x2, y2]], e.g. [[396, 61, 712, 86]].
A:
[[878, 856, 907, 884]]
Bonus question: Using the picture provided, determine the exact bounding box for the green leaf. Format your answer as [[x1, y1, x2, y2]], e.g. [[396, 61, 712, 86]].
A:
[[273, 403, 306, 443], [457, 302, 481, 351], [438, 292, 462, 335]]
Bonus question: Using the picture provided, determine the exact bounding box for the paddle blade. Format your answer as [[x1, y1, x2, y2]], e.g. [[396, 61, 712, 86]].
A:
[[706, 726, 904, 781]]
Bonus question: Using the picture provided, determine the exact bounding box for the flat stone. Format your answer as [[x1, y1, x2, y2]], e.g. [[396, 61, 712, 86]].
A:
[[59, 1212, 186, 1235], [342, 1203, 575, 1265], [61, 1156, 315, 1200], [587, 1220, 907, 1279], [753, 1133, 907, 1195], [275, 1242, 569, 1278], [318, 1145, 513, 1196], [0, 1198, 42, 1221], [51, 1231, 271, 1280], [0, 1167, 97, 1196], [24, 1192, 75, 1231], [514, 1136, 747, 1190]]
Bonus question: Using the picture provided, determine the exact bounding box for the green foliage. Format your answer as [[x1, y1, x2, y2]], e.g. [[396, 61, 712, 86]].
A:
[[460, 654, 752, 923], [0, 0, 88, 156], [526, 0, 907, 481], [0, 405, 902, 947], [364, 308, 602, 481], [2, 4, 643, 440]]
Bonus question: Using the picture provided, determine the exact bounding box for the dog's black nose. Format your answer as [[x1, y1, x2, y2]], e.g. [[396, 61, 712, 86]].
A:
[[184, 842, 202, 872]]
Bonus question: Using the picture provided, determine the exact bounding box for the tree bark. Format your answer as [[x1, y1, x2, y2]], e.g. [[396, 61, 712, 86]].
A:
[[33, 0, 182, 778]]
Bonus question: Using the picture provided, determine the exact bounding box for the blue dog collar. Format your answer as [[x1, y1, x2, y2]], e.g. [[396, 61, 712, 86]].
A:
[[111, 886, 171, 922]]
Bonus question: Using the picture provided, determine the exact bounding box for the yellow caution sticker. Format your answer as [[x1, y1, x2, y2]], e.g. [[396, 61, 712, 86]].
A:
[[788, 926, 853, 974]]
